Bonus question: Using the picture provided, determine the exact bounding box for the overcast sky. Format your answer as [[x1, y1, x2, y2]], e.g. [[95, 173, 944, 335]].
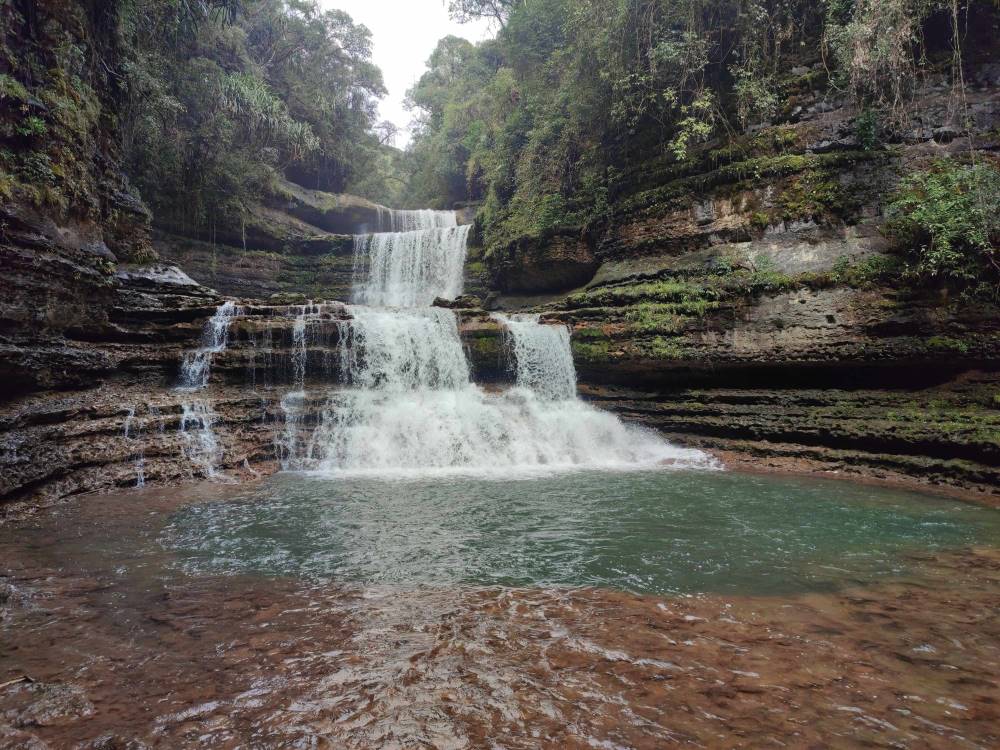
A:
[[321, 1, 494, 147]]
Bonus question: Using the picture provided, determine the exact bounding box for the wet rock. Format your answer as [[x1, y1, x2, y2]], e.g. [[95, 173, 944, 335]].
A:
[[432, 295, 482, 309], [265, 177, 384, 235], [488, 230, 598, 293], [76, 736, 150, 750], [114, 265, 207, 294], [5, 683, 94, 728], [0, 726, 49, 750]]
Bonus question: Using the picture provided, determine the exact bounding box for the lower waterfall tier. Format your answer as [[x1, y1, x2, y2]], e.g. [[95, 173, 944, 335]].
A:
[[279, 386, 717, 478]]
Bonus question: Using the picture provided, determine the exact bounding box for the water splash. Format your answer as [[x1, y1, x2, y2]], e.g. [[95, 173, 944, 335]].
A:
[[307, 387, 711, 478]]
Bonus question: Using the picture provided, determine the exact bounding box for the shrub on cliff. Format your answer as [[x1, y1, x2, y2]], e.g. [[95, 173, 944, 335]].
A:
[[885, 159, 1000, 294]]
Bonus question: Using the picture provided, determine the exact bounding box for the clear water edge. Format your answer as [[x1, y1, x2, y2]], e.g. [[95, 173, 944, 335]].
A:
[[158, 468, 1000, 598]]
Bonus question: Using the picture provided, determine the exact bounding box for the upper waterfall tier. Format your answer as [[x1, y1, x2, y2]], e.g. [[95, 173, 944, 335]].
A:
[[352, 225, 471, 308], [353, 207, 470, 308], [374, 207, 458, 232]]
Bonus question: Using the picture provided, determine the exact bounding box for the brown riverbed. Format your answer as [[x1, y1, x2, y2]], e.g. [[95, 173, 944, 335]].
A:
[[1, 485, 999, 749]]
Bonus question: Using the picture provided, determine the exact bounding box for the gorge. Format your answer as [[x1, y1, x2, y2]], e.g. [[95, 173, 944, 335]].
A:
[[2, 0, 1000, 747]]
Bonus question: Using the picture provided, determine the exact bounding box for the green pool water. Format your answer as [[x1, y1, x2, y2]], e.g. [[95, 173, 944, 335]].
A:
[[160, 470, 1000, 595]]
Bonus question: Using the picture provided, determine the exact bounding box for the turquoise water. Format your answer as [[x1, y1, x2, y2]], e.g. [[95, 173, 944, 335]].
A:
[[161, 470, 1000, 595]]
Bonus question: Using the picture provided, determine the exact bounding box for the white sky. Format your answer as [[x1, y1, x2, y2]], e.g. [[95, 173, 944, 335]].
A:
[[321, 0, 494, 147]]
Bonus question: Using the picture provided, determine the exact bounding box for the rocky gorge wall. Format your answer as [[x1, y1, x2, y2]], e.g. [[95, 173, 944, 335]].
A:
[[479, 57, 1000, 500], [1, 1, 998, 510]]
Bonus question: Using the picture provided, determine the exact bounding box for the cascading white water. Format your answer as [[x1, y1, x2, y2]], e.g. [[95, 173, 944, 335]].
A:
[[176, 301, 238, 475], [336, 306, 470, 391], [122, 406, 145, 488], [168, 205, 715, 480], [178, 301, 237, 390], [352, 221, 471, 307], [284, 207, 716, 477], [493, 313, 577, 401], [375, 206, 459, 232], [179, 400, 222, 477]]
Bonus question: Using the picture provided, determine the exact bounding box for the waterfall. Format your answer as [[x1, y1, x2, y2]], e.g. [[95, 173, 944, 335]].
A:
[[292, 208, 715, 477], [493, 313, 577, 401], [179, 400, 222, 477], [336, 306, 470, 391], [352, 224, 471, 307], [122, 406, 145, 488], [167, 205, 716, 481], [178, 300, 237, 390], [174, 301, 238, 476], [375, 206, 459, 232]]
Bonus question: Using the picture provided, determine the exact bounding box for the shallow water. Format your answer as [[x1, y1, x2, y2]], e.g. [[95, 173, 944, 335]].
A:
[[162, 470, 1000, 595], [2, 472, 999, 748]]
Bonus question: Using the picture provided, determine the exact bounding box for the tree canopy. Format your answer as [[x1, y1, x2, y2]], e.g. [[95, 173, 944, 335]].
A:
[[120, 0, 403, 233]]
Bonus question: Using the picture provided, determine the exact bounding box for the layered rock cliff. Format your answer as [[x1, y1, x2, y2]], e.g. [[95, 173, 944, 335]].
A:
[[480, 59, 1000, 498], [1, 1, 998, 510]]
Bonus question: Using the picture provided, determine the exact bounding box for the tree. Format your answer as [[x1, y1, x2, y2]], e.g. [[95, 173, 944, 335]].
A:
[[448, 0, 519, 29]]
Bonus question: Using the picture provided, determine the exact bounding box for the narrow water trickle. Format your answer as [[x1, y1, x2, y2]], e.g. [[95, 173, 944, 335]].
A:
[[178, 300, 238, 391], [122, 406, 145, 488], [179, 400, 221, 478]]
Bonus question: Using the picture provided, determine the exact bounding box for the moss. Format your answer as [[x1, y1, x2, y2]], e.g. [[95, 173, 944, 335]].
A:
[[574, 325, 611, 340], [465, 260, 487, 277], [616, 150, 885, 218], [623, 301, 719, 334], [0, 74, 30, 102], [638, 336, 686, 360], [926, 336, 971, 354], [467, 332, 503, 358], [571, 338, 612, 362], [829, 254, 902, 288], [775, 168, 852, 221], [567, 279, 712, 308]]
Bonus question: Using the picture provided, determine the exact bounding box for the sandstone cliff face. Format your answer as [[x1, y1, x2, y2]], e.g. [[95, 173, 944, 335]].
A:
[[0, 1, 154, 395]]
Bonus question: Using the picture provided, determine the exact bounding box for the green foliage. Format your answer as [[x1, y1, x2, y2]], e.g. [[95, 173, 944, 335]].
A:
[[120, 0, 391, 230], [823, 0, 947, 123], [885, 159, 1000, 289], [399, 0, 981, 268], [14, 116, 47, 138], [566, 279, 713, 309], [926, 336, 970, 354], [830, 253, 903, 287], [854, 108, 882, 150], [0, 74, 29, 102]]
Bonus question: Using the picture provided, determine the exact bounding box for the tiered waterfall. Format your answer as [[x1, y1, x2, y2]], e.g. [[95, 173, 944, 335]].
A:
[[170, 207, 714, 479]]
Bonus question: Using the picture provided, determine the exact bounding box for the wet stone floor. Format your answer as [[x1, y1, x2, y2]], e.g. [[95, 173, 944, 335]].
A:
[[1, 481, 999, 749]]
